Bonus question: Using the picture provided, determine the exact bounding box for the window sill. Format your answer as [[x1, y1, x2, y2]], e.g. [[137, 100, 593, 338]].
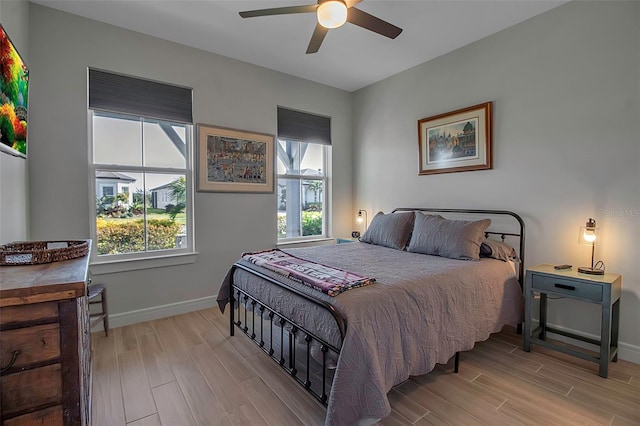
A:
[[276, 238, 335, 248], [90, 252, 198, 275]]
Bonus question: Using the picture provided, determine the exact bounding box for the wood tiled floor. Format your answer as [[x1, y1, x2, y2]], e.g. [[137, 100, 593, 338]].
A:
[[91, 308, 640, 425]]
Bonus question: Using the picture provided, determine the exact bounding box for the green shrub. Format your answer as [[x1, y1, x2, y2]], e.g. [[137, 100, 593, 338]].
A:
[[96, 218, 181, 255], [304, 202, 322, 212], [276, 212, 323, 238], [146, 219, 182, 251], [277, 215, 286, 238], [302, 211, 323, 236]]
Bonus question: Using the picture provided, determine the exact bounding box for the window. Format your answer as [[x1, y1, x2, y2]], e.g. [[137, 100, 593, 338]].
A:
[[89, 69, 194, 262], [101, 186, 114, 198], [277, 107, 331, 241]]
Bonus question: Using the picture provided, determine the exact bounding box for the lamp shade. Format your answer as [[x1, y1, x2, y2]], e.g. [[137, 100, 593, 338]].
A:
[[356, 209, 368, 228], [579, 218, 598, 245], [578, 217, 604, 275], [317, 0, 348, 29]]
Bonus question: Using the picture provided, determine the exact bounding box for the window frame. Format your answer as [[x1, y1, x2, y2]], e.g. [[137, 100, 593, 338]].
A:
[[276, 139, 330, 243], [88, 110, 196, 271]]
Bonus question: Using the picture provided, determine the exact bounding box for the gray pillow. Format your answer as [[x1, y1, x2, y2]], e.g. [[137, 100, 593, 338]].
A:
[[408, 213, 491, 260], [360, 211, 415, 250], [480, 239, 519, 262]]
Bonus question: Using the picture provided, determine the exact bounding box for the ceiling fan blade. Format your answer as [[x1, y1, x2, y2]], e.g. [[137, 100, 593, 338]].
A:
[[306, 23, 329, 54], [346, 7, 402, 39], [239, 4, 318, 19], [345, 0, 363, 7]]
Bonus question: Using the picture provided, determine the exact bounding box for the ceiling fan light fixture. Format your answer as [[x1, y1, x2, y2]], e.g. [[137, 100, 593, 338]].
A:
[[317, 0, 348, 29]]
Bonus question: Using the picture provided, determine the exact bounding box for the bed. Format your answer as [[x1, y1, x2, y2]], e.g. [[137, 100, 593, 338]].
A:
[[217, 208, 525, 426]]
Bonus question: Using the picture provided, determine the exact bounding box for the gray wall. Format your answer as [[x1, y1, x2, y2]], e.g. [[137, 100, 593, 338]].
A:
[[27, 4, 352, 315], [353, 1, 639, 359], [0, 0, 29, 244]]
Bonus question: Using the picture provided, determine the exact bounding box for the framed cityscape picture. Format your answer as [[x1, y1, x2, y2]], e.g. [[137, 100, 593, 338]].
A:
[[197, 124, 274, 193], [418, 102, 492, 175]]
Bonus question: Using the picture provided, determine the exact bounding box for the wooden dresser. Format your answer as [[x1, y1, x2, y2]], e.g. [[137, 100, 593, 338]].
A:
[[0, 244, 91, 425]]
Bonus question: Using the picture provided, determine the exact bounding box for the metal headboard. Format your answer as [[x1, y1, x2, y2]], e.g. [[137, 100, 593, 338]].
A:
[[391, 208, 526, 286]]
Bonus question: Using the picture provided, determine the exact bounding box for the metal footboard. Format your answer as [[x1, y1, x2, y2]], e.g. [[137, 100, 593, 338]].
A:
[[229, 263, 345, 405]]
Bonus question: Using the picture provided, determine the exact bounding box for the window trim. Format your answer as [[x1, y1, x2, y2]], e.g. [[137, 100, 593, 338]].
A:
[[276, 141, 329, 243], [88, 111, 196, 267], [90, 251, 198, 275]]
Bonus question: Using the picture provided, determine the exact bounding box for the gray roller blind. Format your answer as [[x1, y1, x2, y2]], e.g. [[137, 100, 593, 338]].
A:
[[89, 68, 193, 124], [277, 107, 331, 145]]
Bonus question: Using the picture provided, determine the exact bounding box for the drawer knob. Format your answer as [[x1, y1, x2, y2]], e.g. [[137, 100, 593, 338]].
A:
[[555, 283, 575, 291], [0, 350, 22, 374]]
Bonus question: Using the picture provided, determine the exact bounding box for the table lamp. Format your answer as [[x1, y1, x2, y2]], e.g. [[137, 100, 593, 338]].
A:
[[356, 209, 368, 229], [578, 218, 604, 275]]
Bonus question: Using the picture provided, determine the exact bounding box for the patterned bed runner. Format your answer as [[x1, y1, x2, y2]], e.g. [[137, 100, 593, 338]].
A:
[[242, 249, 375, 296]]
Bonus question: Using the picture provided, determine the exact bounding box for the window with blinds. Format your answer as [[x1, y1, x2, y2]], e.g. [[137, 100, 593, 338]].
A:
[[277, 107, 331, 241], [88, 69, 194, 260]]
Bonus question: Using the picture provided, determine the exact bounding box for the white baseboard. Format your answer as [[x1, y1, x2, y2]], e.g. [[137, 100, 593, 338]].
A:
[[530, 320, 640, 364], [615, 342, 639, 364], [91, 295, 217, 332]]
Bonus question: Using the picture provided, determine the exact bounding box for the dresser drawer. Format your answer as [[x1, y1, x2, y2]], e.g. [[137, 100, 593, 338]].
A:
[[2, 404, 63, 426], [1, 323, 60, 371], [531, 274, 602, 301], [0, 302, 59, 327], [0, 363, 62, 418]]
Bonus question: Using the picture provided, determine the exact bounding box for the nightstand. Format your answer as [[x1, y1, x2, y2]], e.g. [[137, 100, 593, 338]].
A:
[[523, 264, 622, 378], [336, 238, 358, 244]]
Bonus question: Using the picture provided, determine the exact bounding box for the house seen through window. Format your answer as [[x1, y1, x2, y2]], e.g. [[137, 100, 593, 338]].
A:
[[89, 69, 193, 260]]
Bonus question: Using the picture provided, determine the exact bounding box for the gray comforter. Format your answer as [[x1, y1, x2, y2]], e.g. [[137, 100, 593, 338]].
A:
[[218, 242, 523, 426]]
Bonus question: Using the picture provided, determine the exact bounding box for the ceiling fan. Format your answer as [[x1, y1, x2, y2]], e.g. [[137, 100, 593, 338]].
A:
[[238, 0, 403, 54]]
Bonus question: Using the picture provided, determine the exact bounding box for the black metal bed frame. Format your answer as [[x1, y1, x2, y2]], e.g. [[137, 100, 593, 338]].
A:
[[228, 208, 526, 407]]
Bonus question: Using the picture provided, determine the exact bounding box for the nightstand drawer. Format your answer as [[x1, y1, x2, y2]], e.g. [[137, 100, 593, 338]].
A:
[[532, 274, 602, 301]]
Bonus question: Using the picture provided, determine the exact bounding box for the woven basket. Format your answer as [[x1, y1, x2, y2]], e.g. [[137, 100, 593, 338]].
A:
[[0, 240, 89, 266]]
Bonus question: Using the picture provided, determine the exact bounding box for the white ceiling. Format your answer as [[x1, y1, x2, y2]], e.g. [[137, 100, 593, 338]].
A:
[[31, 0, 567, 92]]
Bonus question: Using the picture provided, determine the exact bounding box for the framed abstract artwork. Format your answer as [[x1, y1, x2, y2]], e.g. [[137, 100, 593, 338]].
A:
[[0, 24, 29, 158], [197, 124, 274, 193], [418, 102, 492, 175]]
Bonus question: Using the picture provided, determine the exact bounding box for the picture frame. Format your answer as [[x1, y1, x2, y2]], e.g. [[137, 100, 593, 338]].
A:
[[418, 102, 492, 175], [197, 124, 274, 193]]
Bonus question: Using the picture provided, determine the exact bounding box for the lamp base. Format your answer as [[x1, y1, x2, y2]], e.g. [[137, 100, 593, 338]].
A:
[[577, 266, 604, 275]]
